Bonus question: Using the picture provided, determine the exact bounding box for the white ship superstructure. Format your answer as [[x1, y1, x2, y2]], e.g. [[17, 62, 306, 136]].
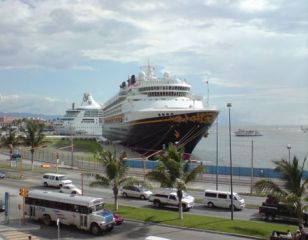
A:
[[102, 64, 218, 156], [54, 93, 103, 136], [234, 129, 263, 137]]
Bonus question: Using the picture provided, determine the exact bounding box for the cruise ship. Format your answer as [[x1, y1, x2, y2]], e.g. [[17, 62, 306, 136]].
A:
[[102, 64, 219, 157], [53, 93, 103, 136]]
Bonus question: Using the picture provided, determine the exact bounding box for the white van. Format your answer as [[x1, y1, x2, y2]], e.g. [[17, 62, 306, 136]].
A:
[[204, 190, 245, 210], [42, 173, 72, 188]]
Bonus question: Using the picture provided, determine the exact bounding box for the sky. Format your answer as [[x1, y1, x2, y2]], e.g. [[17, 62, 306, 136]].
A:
[[0, 0, 307, 125]]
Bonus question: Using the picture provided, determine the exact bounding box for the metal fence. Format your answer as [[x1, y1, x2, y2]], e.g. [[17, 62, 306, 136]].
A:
[[124, 159, 308, 179], [15, 149, 308, 179]]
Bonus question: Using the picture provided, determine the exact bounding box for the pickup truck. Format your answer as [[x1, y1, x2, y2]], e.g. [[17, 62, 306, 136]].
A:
[[259, 202, 308, 225], [149, 190, 194, 211]]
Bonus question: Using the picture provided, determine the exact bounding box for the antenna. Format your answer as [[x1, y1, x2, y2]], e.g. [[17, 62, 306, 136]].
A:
[[205, 80, 210, 105]]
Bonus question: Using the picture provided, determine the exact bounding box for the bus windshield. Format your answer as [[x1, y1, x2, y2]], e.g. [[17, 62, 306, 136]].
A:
[[90, 203, 104, 212], [234, 193, 242, 200]]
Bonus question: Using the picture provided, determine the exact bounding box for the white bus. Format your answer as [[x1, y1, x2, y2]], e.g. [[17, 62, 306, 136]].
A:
[[25, 190, 114, 235]]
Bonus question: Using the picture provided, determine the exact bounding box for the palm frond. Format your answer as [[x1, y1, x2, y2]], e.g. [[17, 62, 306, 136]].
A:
[[89, 174, 110, 187], [184, 164, 204, 184], [146, 170, 172, 187], [121, 177, 152, 189], [253, 179, 285, 197]]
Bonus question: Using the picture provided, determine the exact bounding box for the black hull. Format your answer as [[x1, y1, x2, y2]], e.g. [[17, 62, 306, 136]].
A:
[[102, 111, 218, 157]]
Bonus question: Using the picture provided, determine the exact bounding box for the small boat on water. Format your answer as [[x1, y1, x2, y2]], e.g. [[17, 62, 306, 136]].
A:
[[301, 126, 308, 133], [234, 129, 262, 137]]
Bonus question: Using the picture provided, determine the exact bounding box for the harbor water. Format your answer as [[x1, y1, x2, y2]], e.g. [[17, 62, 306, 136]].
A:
[[192, 125, 308, 169]]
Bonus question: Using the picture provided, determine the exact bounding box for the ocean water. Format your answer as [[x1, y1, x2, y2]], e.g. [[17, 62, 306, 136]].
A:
[[192, 125, 308, 169]]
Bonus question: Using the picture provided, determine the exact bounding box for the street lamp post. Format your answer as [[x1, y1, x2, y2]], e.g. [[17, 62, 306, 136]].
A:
[[215, 117, 219, 190], [227, 103, 234, 220], [287, 144, 291, 163], [250, 140, 254, 194], [70, 125, 74, 168]]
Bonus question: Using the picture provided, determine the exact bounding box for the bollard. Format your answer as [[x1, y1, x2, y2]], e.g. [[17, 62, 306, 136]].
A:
[[28, 236, 32, 240]]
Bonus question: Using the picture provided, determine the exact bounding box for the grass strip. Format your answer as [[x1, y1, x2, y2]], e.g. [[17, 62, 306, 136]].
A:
[[106, 204, 297, 239], [47, 138, 102, 153]]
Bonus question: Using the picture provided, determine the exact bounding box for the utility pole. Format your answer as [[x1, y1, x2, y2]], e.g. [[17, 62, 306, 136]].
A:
[[215, 118, 219, 190], [227, 103, 234, 221], [19, 187, 28, 224], [71, 125, 74, 168], [19, 147, 23, 179], [56, 153, 59, 173], [250, 140, 254, 194], [81, 172, 84, 195]]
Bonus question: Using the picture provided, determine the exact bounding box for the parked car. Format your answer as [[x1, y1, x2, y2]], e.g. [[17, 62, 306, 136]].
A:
[[0, 171, 6, 179], [259, 202, 308, 225], [121, 185, 153, 200], [59, 184, 82, 195], [11, 153, 21, 159], [204, 189, 245, 210], [113, 213, 124, 225], [269, 230, 308, 240], [42, 173, 72, 188], [0, 199, 5, 212], [149, 189, 194, 211]]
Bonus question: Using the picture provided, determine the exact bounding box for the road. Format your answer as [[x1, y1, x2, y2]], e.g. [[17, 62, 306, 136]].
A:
[[24, 220, 255, 240], [0, 171, 263, 221], [0, 154, 267, 240], [0, 183, 259, 240]]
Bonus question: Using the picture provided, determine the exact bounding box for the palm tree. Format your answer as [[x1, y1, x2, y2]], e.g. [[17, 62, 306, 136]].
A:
[[146, 143, 204, 219], [253, 157, 308, 225], [23, 120, 47, 171], [89, 147, 146, 211], [1, 128, 21, 159]]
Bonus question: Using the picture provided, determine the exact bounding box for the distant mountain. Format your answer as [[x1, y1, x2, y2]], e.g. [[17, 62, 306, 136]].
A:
[[0, 111, 61, 121]]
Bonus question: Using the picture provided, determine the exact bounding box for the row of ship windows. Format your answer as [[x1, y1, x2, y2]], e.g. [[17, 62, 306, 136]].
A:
[[104, 109, 121, 117], [74, 127, 101, 130], [84, 110, 103, 117], [147, 92, 188, 97], [139, 86, 190, 91], [104, 113, 175, 121], [158, 113, 174, 117], [81, 120, 95, 123]]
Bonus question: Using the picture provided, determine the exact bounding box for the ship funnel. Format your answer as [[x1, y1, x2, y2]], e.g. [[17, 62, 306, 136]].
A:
[[72, 102, 75, 110]]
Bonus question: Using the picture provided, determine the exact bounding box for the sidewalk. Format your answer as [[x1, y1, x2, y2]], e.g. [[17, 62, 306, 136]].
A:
[[0, 219, 40, 233], [0, 218, 41, 240]]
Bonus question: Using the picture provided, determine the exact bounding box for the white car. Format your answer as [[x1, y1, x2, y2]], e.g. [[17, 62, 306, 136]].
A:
[[204, 189, 245, 210], [59, 184, 82, 195], [42, 173, 72, 188], [149, 189, 195, 211], [121, 185, 153, 200]]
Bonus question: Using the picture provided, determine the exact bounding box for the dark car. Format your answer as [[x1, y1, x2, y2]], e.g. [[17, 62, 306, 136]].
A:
[[11, 153, 21, 159], [113, 213, 124, 225], [0, 171, 5, 179], [0, 199, 5, 212]]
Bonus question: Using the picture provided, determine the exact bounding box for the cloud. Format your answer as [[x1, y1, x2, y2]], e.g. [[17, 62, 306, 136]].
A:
[[239, 0, 278, 12], [0, 0, 306, 124], [0, 94, 68, 115]]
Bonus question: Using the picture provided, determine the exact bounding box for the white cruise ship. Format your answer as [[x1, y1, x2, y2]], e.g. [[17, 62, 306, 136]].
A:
[[102, 63, 219, 157], [53, 93, 103, 136]]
